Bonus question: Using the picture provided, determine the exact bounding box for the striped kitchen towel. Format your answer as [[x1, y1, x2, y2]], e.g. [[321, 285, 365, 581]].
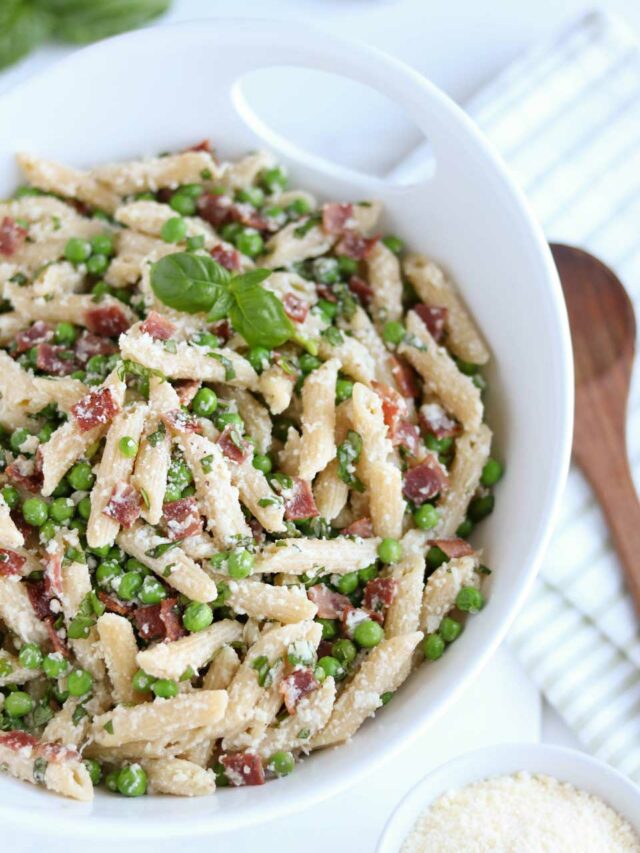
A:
[[467, 11, 640, 782]]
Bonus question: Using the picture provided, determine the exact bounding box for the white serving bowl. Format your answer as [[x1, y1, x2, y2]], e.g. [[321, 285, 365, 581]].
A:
[[0, 19, 572, 836], [378, 743, 640, 852]]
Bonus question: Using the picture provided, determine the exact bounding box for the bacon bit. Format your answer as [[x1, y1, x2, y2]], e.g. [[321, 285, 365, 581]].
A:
[[6, 456, 43, 493], [372, 381, 407, 428], [26, 581, 51, 621], [210, 244, 242, 271], [284, 479, 319, 521], [307, 584, 351, 619], [0, 731, 79, 762], [98, 591, 134, 617], [414, 304, 448, 342], [402, 457, 449, 505], [45, 616, 70, 658], [37, 741, 81, 763], [341, 517, 374, 538], [390, 355, 419, 399], [160, 598, 185, 641], [419, 402, 460, 439], [85, 305, 131, 338], [321, 202, 354, 235], [197, 193, 233, 228], [11, 510, 31, 542], [132, 605, 163, 639], [15, 321, 52, 354], [363, 577, 397, 614], [347, 275, 373, 304], [342, 604, 382, 633], [161, 409, 202, 435], [429, 538, 475, 559], [174, 379, 201, 407], [282, 293, 309, 323], [210, 319, 232, 343], [162, 497, 202, 541], [336, 231, 378, 260], [72, 386, 119, 432], [0, 731, 39, 752], [393, 420, 422, 456], [316, 283, 337, 303], [229, 202, 269, 232], [35, 343, 77, 376], [217, 424, 250, 464], [280, 668, 319, 714], [139, 312, 176, 341], [43, 550, 63, 598], [317, 639, 333, 659], [247, 517, 266, 545], [0, 549, 26, 576], [187, 139, 212, 153], [103, 482, 142, 528], [220, 752, 265, 787], [74, 331, 117, 364], [0, 216, 27, 256]]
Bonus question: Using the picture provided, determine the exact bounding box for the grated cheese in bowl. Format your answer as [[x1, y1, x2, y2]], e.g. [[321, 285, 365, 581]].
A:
[[402, 771, 640, 852]]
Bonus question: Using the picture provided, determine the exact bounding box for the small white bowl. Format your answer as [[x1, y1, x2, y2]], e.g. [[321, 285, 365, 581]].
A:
[[378, 743, 640, 852]]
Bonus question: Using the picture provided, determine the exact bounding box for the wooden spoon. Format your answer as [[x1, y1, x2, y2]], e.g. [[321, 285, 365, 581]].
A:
[[551, 243, 640, 611]]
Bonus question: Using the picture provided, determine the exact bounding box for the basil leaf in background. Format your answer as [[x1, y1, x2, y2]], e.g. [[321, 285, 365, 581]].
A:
[[228, 270, 295, 349], [150, 252, 230, 314], [0, 1, 50, 71], [42, 0, 171, 44]]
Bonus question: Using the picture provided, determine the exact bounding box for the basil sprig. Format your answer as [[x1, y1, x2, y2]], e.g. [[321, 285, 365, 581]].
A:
[[150, 253, 295, 350]]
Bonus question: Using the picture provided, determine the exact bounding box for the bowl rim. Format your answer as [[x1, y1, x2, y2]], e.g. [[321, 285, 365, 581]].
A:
[[377, 742, 640, 852], [0, 16, 574, 836]]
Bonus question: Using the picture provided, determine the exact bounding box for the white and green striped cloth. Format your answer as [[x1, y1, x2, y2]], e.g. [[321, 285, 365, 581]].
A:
[[467, 11, 640, 782]]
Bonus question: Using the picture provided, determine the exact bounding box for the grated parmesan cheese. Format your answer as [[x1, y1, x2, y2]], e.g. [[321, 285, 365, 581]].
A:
[[402, 772, 640, 853]]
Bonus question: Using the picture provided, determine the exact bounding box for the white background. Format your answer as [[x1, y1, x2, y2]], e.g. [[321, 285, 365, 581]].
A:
[[2, 1, 638, 850]]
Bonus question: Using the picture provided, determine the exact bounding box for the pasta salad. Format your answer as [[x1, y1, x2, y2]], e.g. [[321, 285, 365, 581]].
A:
[[0, 142, 501, 800]]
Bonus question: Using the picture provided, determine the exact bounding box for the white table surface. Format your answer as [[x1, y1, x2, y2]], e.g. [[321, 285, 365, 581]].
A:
[[3, 1, 633, 849]]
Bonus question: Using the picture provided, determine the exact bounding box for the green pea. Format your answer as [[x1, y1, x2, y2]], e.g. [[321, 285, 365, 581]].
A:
[[332, 638, 357, 665], [116, 763, 148, 797], [317, 656, 345, 680], [358, 563, 377, 584], [481, 458, 503, 487], [317, 618, 339, 641], [456, 518, 474, 538], [91, 281, 113, 299], [161, 216, 187, 243], [169, 192, 197, 216], [39, 520, 57, 543], [316, 298, 338, 322], [90, 233, 114, 256], [118, 571, 143, 601], [22, 497, 49, 527], [52, 478, 72, 498], [468, 494, 495, 523], [247, 346, 271, 373], [191, 387, 218, 417], [64, 237, 92, 264], [215, 412, 244, 430], [353, 619, 384, 649], [38, 422, 55, 444], [299, 353, 321, 375], [151, 679, 178, 699], [427, 546, 448, 571], [105, 770, 119, 792], [235, 228, 264, 258], [42, 653, 68, 679], [77, 496, 91, 520], [86, 254, 108, 276], [414, 503, 439, 530], [118, 436, 138, 458], [337, 255, 358, 276], [186, 234, 205, 251], [86, 354, 107, 374], [377, 537, 402, 564], [286, 197, 311, 217], [49, 496, 74, 524], [67, 669, 92, 697], [337, 572, 359, 595], [312, 257, 340, 284], [440, 616, 463, 643], [335, 378, 354, 403], [382, 321, 405, 345], [261, 167, 288, 192], [54, 321, 77, 346], [89, 545, 112, 560], [1, 485, 19, 509], [4, 691, 34, 717], [95, 560, 122, 587], [182, 601, 213, 633], [163, 483, 183, 503], [138, 576, 166, 605], [423, 633, 445, 660], [220, 222, 242, 243], [268, 750, 295, 777], [263, 204, 285, 220], [252, 453, 272, 475], [18, 643, 42, 670], [382, 235, 404, 255], [68, 462, 95, 491], [272, 416, 294, 443], [192, 331, 220, 349], [236, 187, 265, 207], [455, 586, 485, 613], [228, 548, 254, 579], [0, 659, 12, 677], [456, 358, 479, 376], [84, 758, 102, 785], [132, 669, 156, 693], [10, 428, 29, 452], [425, 434, 453, 455]]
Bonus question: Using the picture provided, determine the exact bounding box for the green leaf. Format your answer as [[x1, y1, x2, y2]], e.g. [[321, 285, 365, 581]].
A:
[[0, 1, 51, 71], [206, 287, 234, 323], [43, 0, 171, 44], [150, 252, 230, 315], [229, 270, 295, 349]]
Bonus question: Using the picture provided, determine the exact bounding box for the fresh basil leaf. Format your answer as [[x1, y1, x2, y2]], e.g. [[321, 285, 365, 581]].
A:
[[229, 270, 294, 349], [45, 0, 171, 44], [206, 287, 234, 322], [150, 252, 230, 314], [0, 1, 50, 71]]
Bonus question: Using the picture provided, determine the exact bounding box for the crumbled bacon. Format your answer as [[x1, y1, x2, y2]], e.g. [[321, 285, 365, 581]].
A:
[[71, 386, 119, 432], [307, 584, 351, 619], [284, 479, 319, 521], [210, 244, 242, 271], [98, 591, 134, 617], [163, 497, 203, 541], [316, 283, 337, 303], [0, 549, 26, 576], [43, 550, 63, 598], [15, 321, 52, 354], [247, 517, 266, 545], [210, 319, 232, 343], [402, 457, 449, 505], [220, 752, 265, 787], [0, 730, 39, 751], [217, 425, 250, 464], [132, 598, 184, 642], [347, 275, 373, 304], [321, 203, 354, 235], [174, 379, 201, 406], [103, 482, 142, 528], [0, 731, 79, 763], [197, 193, 233, 228], [342, 604, 381, 633], [419, 402, 460, 439], [45, 617, 70, 658], [363, 577, 397, 614], [372, 382, 407, 430], [280, 669, 319, 714], [336, 231, 378, 260], [10, 510, 31, 542], [187, 139, 212, 153], [160, 598, 185, 641], [74, 331, 117, 364], [429, 538, 475, 559], [229, 202, 269, 232], [0, 216, 27, 256], [37, 741, 81, 763], [341, 517, 374, 538], [414, 304, 448, 342], [35, 343, 77, 376], [282, 293, 309, 323], [84, 305, 131, 337], [161, 409, 202, 435], [390, 355, 419, 398], [25, 581, 51, 621], [139, 312, 176, 341], [6, 456, 43, 493]]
